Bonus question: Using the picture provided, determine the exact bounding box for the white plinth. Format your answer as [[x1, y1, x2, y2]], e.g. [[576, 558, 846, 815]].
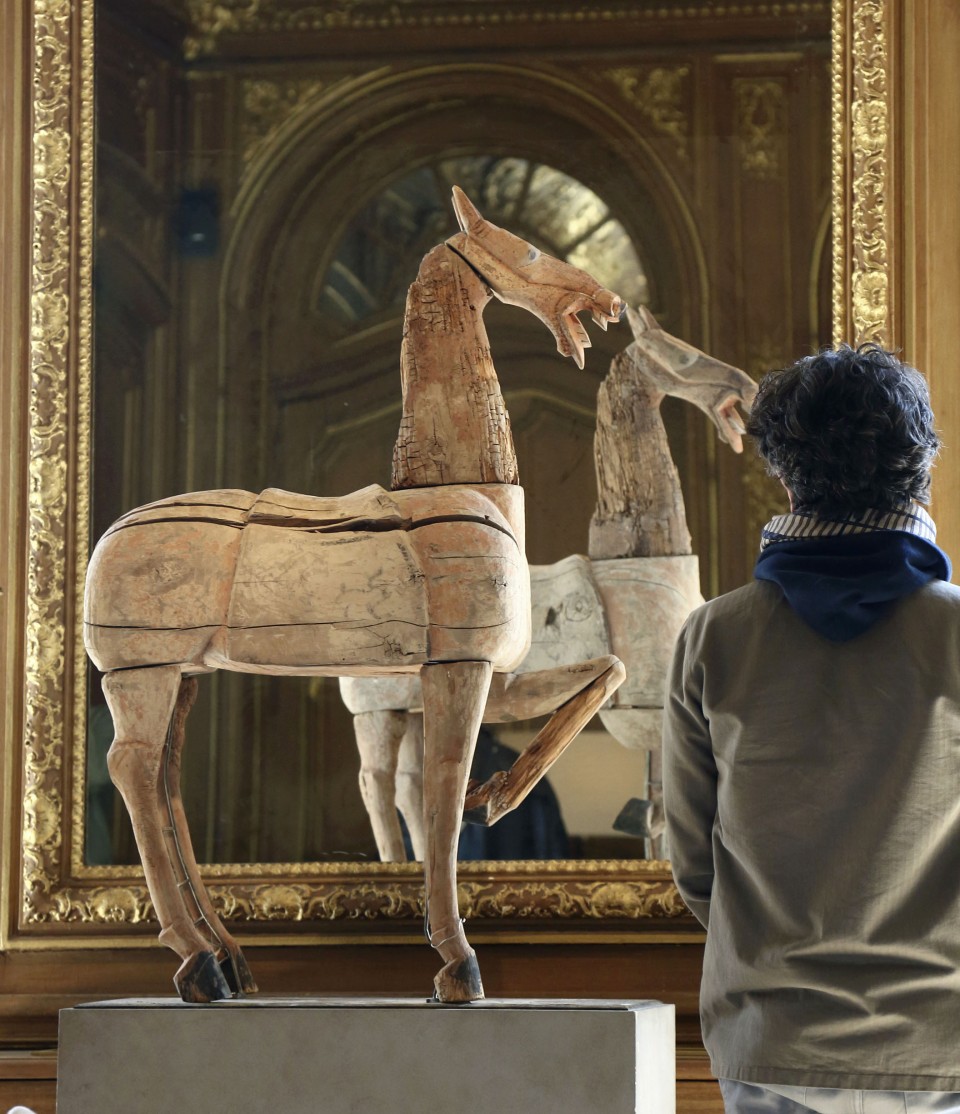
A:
[[58, 996, 675, 1114]]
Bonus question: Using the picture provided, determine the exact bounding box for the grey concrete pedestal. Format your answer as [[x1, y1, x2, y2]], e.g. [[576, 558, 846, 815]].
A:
[[58, 996, 675, 1113]]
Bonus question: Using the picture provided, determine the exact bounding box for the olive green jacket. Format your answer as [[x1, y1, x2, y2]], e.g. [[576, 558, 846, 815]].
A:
[[663, 578, 960, 1090]]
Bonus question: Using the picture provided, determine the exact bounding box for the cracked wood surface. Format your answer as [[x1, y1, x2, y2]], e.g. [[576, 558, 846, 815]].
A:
[[391, 245, 519, 489], [84, 483, 531, 676], [590, 349, 691, 559]]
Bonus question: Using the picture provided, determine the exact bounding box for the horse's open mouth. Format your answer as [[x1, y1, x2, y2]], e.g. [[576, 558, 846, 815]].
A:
[[716, 394, 750, 453], [557, 294, 625, 368]]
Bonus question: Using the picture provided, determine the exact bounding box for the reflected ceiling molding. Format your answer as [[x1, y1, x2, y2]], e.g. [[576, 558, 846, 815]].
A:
[[228, 66, 394, 225], [163, 1, 831, 58], [604, 66, 691, 162], [315, 157, 650, 331]]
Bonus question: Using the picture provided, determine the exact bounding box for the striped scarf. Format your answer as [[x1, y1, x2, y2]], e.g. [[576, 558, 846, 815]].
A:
[[760, 504, 938, 550]]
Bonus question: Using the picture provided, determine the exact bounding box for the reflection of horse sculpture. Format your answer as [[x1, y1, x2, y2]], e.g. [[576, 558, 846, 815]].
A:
[[341, 307, 756, 860], [84, 188, 625, 1005]]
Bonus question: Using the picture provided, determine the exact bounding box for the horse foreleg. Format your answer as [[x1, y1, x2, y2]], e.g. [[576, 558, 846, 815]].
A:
[[420, 659, 492, 1003], [355, 710, 409, 862], [396, 713, 425, 861], [464, 655, 626, 825], [103, 666, 232, 1003], [162, 676, 257, 995]]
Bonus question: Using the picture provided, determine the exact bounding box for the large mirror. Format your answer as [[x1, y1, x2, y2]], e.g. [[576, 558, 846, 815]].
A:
[[19, 0, 889, 936], [86, 0, 831, 869]]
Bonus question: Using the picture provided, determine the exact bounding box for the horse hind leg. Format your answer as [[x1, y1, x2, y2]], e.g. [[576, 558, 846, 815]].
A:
[[162, 676, 257, 995], [396, 714, 425, 861], [355, 710, 408, 862], [103, 665, 232, 1003], [464, 655, 626, 826]]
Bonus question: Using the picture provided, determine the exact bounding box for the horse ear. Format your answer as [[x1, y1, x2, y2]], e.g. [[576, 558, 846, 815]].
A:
[[451, 186, 487, 234], [627, 305, 659, 340]]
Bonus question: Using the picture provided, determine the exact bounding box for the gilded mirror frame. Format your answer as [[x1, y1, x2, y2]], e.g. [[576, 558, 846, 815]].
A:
[[4, 0, 893, 946]]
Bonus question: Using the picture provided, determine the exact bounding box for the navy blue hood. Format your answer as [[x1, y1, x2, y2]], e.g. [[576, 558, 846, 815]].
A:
[[754, 531, 951, 642]]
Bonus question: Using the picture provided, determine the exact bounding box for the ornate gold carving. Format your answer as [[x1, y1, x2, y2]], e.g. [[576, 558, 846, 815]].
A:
[[734, 78, 787, 179], [605, 66, 691, 160], [22, 0, 75, 925], [457, 874, 687, 921], [848, 0, 891, 343], [212, 880, 423, 923], [831, 0, 846, 342], [27, 863, 685, 926], [71, 0, 96, 881], [53, 885, 154, 926]]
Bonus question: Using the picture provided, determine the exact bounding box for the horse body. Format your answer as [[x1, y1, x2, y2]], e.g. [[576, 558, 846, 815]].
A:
[[86, 482, 530, 677], [85, 186, 625, 1004]]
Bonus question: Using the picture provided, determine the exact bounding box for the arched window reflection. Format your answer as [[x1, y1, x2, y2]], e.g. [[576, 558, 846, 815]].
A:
[[317, 156, 649, 330]]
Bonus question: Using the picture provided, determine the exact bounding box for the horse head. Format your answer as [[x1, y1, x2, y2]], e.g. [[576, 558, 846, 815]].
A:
[[446, 185, 624, 369], [624, 305, 758, 454]]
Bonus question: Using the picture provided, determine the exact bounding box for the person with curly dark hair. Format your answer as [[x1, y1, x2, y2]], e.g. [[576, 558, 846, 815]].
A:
[[662, 345, 960, 1113]]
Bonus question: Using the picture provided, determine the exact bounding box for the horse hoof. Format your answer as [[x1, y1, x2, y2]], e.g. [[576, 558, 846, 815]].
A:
[[433, 953, 484, 1003], [174, 951, 233, 1003], [461, 803, 492, 826], [221, 950, 258, 995], [462, 771, 507, 826]]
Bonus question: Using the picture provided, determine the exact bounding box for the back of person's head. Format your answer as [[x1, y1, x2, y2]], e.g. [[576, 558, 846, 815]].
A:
[[746, 343, 940, 515]]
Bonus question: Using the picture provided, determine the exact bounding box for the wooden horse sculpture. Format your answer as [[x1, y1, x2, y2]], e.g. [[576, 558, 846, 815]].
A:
[[341, 307, 756, 860], [84, 187, 625, 1005]]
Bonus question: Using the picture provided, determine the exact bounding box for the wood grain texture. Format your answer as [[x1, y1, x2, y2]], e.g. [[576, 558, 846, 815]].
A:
[[464, 657, 626, 824], [86, 482, 531, 676], [593, 555, 703, 710], [391, 244, 515, 489]]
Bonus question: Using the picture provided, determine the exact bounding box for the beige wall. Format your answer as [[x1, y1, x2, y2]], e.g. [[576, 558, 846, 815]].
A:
[[902, 0, 960, 572]]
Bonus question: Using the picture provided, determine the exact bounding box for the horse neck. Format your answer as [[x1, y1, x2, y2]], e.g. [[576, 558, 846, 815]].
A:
[[391, 244, 519, 490], [589, 346, 692, 559]]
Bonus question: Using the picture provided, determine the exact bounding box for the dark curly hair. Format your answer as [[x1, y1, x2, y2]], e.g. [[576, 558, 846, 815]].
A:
[[746, 344, 940, 515]]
